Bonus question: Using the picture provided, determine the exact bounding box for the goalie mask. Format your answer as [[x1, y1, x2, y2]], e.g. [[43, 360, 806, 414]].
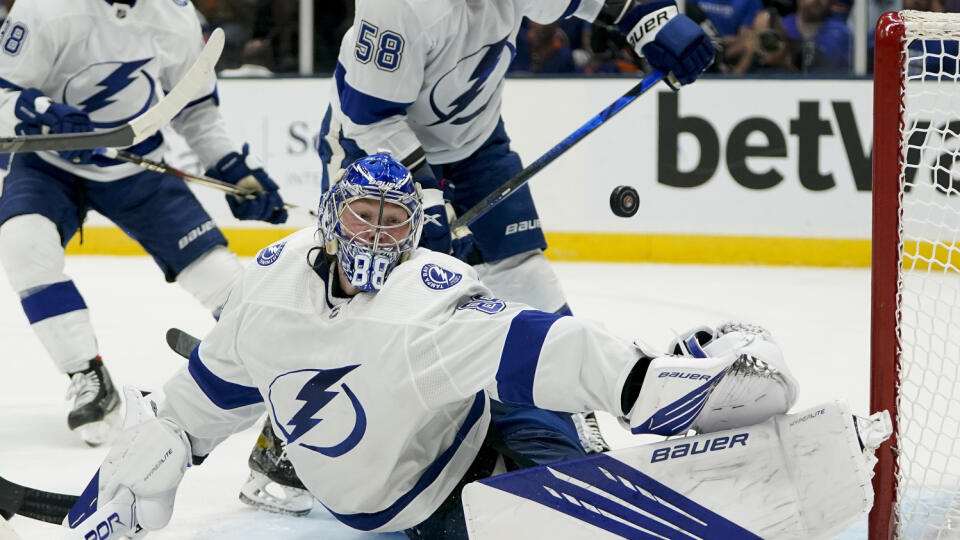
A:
[[317, 153, 423, 292]]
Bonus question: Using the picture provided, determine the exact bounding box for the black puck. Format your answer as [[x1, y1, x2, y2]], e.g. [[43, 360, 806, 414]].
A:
[[609, 185, 639, 217]]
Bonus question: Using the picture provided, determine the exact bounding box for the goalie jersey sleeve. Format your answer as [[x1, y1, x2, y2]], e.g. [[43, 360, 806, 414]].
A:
[[331, 0, 604, 165], [158, 228, 641, 531]]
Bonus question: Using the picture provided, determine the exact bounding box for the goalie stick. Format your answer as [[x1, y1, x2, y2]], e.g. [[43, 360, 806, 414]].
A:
[[99, 148, 318, 218], [0, 332, 197, 525], [450, 69, 669, 234], [0, 475, 77, 524], [0, 28, 224, 153]]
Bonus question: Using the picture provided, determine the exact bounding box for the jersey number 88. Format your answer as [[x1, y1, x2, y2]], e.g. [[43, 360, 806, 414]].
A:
[[355, 20, 404, 72], [350, 253, 391, 289]]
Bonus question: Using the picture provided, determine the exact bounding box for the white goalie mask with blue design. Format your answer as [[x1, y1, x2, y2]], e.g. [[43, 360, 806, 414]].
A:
[[318, 153, 424, 292]]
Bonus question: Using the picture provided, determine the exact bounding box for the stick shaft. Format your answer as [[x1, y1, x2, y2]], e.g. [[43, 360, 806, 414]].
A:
[[451, 70, 665, 231]]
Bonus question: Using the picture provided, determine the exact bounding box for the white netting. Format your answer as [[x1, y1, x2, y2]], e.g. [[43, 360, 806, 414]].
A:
[[896, 10, 960, 539]]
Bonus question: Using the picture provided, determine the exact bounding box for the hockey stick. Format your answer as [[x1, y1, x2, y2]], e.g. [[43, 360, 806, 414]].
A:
[[450, 69, 669, 233], [166, 327, 200, 360], [99, 148, 318, 218], [0, 28, 225, 153], [0, 475, 77, 524]]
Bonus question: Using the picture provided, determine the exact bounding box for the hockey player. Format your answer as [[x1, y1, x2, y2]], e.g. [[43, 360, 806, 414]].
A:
[[250, 0, 718, 512], [79, 153, 799, 538], [0, 0, 288, 445]]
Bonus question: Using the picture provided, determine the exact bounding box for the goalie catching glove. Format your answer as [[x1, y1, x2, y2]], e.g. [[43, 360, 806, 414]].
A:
[[623, 323, 799, 436], [207, 143, 288, 224]]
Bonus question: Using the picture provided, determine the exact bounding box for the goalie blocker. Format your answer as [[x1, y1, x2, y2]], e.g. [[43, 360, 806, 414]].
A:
[[463, 400, 891, 539]]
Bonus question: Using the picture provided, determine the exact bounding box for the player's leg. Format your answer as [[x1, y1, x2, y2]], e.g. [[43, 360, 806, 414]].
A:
[[0, 154, 120, 445], [85, 168, 242, 316], [440, 119, 609, 453]]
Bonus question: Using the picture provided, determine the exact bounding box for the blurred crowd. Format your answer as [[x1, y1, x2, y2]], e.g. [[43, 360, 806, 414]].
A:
[[0, 0, 939, 77]]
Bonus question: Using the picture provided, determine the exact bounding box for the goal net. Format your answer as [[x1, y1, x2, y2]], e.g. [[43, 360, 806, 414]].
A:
[[872, 9, 960, 540]]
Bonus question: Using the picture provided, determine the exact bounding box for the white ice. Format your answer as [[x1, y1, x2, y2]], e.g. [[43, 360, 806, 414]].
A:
[[0, 256, 871, 539]]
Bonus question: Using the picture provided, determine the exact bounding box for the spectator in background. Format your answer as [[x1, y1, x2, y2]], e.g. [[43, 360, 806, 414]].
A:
[[219, 39, 274, 77], [783, 0, 852, 72], [195, 0, 257, 70], [732, 7, 798, 73], [690, 0, 764, 71], [528, 22, 577, 73]]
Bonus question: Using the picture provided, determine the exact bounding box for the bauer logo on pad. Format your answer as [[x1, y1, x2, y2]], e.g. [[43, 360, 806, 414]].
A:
[[421, 264, 462, 290], [256, 241, 286, 267]]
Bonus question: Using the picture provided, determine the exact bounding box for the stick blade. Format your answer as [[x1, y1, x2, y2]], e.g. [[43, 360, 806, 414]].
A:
[[0, 27, 225, 153], [166, 328, 201, 360]]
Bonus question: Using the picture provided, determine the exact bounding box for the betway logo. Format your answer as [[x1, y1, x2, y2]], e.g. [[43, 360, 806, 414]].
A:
[[657, 92, 956, 194]]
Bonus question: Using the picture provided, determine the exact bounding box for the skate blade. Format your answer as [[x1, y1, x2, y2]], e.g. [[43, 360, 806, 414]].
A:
[[73, 404, 123, 447], [239, 471, 313, 517]]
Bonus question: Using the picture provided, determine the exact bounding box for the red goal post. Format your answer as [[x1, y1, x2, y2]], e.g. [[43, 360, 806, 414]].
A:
[[872, 10, 960, 540]]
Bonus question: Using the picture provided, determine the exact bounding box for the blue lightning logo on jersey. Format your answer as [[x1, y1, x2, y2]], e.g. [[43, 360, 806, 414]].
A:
[[271, 364, 367, 457], [79, 58, 152, 113], [428, 37, 515, 126]]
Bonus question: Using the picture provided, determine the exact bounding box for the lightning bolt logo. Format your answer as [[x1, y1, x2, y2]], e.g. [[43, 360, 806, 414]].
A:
[[271, 365, 367, 457], [428, 37, 515, 126], [79, 58, 152, 113]]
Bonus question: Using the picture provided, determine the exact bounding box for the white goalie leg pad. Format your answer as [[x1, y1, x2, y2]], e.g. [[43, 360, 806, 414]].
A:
[[176, 245, 243, 314], [463, 400, 890, 540], [474, 250, 567, 313]]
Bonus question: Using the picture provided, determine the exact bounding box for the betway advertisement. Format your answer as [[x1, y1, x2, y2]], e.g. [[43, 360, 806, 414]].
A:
[[96, 78, 882, 243]]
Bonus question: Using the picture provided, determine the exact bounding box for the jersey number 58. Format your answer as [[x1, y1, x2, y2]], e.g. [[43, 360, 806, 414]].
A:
[[354, 20, 404, 72]]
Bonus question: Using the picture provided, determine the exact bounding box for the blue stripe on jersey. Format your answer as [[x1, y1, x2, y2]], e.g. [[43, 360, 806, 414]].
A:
[[171, 86, 220, 122], [21, 281, 87, 324], [495, 310, 565, 407], [324, 391, 487, 531], [187, 346, 263, 410], [561, 0, 583, 18], [0, 77, 22, 90], [334, 62, 413, 126]]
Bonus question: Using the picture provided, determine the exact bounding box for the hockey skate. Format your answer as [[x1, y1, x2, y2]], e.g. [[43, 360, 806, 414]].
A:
[[239, 417, 314, 516], [572, 411, 610, 454], [66, 357, 121, 446]]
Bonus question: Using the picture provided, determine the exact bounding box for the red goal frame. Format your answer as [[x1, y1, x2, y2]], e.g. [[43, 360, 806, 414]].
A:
[[870, 10, 905, 540]]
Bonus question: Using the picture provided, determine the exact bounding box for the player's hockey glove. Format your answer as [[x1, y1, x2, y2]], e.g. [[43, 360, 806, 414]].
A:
[[14, 88, 96, 164], [95, 387, 191, 532], [622, 326, 798, 435], [610, 0, 716, 86], [208, 143, 288, 224], [417, 174, 475, 261]]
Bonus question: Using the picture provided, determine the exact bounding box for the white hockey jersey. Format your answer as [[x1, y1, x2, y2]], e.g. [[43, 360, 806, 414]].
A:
[[0, 0, 236, 181], [159, 227, 641, 532], [329, 0, 605, 164]]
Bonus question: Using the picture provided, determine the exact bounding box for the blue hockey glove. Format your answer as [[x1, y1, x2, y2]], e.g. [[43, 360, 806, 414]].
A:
[[207, 143, 288, 224], [617, 1, 715, 86], [14, 88, 96, 164], [419, 183, 475, 261]]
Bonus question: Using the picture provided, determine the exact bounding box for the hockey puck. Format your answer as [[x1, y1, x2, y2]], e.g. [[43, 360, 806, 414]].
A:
[[609, 185, 639, 218]]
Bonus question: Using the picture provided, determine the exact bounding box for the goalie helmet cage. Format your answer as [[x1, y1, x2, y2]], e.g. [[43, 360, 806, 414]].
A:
[[872, 10, 960, 540]]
